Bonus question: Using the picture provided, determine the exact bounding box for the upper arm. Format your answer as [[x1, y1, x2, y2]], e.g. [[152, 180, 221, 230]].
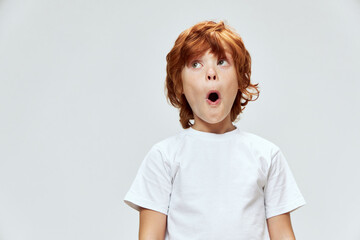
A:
[[266, 212, 295, 240], [264, 148, 306, 219], [139, 207, 167, 240]]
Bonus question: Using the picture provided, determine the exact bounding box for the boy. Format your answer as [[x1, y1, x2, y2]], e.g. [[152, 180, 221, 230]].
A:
[[124, 20, 306, 240]]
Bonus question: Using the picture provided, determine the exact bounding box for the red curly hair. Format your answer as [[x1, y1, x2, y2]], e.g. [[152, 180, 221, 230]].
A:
[[164, 20, 260, 129]]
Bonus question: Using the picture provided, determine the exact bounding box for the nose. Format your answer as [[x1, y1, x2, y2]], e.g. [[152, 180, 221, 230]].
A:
[[207, 68, 217, 80]]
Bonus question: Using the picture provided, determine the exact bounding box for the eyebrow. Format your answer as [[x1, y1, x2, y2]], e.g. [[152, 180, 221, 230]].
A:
[[219, 51, 233, 61], [224, 49, 233, 57], [185, 47, 234, 64]]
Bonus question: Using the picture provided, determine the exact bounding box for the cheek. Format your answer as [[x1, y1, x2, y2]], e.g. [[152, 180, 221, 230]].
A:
[[182, 71, 202, 96], [183, 86, 199, 104], [223, 71, 238, 85], [223, 74, 239, 99], [182, 80, 194, 97]]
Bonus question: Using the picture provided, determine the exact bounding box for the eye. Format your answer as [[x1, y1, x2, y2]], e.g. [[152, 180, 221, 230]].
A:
[[218, 59, 229, 66], [191, 61, 202, 68]]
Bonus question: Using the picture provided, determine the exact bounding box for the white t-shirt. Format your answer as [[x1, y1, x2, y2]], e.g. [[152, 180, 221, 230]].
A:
[[124, 126, 306, 240]]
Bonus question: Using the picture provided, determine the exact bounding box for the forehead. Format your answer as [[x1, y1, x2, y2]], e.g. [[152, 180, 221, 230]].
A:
[[202, 48, 233, 58], [185, 41, 234, 62]]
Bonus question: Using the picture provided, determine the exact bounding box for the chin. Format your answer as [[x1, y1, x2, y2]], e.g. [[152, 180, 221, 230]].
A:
[[202, 116, 227, 124], [194, 111, 229, 125]]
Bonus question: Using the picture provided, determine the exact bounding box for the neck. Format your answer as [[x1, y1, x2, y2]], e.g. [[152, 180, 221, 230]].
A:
[[191, 115, 236, 134]]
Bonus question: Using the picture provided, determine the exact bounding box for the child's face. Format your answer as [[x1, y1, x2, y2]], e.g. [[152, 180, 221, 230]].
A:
[[181, 47, 239, 127]]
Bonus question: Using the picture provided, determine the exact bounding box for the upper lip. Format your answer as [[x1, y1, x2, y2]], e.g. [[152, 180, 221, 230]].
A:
[[206, 90, 221, 100]]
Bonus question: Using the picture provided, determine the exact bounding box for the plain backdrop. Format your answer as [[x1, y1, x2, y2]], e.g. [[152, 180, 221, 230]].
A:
[[1, 0, 359, 239]]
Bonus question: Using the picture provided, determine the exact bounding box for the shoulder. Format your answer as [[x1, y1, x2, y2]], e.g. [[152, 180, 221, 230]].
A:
[[236, 130, 285, 177], [149, 129, 187, 161], [153, 129, 185, 149], [238, 130, 281, 159]]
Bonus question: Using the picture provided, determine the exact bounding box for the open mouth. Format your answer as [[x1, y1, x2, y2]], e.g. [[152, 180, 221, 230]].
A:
[[206, 90, 221, 105], [208, 92, 219, 102]]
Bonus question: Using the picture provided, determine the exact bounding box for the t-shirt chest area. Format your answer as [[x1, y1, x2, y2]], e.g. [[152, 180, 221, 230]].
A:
[[172, 139, 266, 201]]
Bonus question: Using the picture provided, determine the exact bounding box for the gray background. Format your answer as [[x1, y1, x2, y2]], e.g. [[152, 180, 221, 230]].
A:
[[1, 0, 359, 239]]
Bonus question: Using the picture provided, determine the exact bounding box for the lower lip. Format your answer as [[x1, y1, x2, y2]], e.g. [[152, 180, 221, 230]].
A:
[[206, 98, 221, 105]]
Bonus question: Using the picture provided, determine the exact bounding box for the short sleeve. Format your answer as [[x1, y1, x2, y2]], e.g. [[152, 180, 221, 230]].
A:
[[264, 149, 306, 219], [123, 146, 172, 215]]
